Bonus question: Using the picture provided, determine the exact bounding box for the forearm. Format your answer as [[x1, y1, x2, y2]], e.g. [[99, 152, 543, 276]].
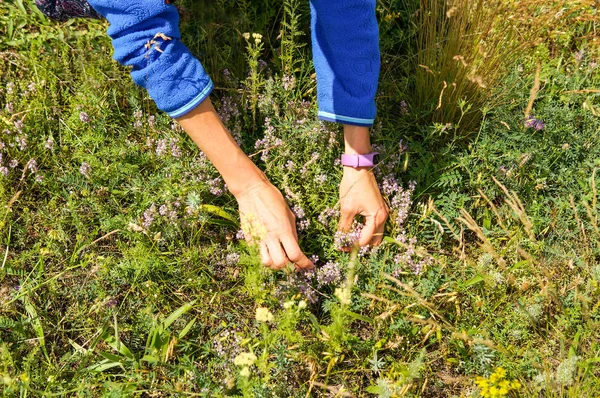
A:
[[343, 125, 372, 155], [176, 99, 267, 197]]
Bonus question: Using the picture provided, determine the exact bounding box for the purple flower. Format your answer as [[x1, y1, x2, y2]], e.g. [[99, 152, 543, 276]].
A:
[[0, 167, 8, 177], [9, 159, 18, 168], [5, 103, 14, 114], [334, 224, 362, 250], [26, 159, 38, 173], [381, 174, 400, 196], [147, 115, 156, 127], [400, 100, 409, 115], [143, 204, 157, 228], [534, 120, 545, 131], [79, 112, 90, 123], [79, 162, 91, 177], [106, 299, 118, 309], [159, 204, 168, 216], [35, 174, 44, 182], [317, 208, 339, 228], [155, 139, 167, 156], [170, 138, 181, 158], [315, 174, 328, 184], [235, 229, 245, 240], [292, 205, 305, 219], [14, 120, 24, 131], [16, 136, 27, 151], [45, 138, 54, 150], [226, 252, 240, 265], [297, 219, 310, 231], [316, 261, 342, 288], [524, 116, 545, 130], [208, 177, 224, 196]]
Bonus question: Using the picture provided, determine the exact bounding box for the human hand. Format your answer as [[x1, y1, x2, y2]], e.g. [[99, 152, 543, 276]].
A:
[[338, 167, 388, 249], [235, 179, 314, 270]]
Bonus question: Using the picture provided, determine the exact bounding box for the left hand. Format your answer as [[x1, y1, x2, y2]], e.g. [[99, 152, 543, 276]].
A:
[[338, 166, 388, 248]]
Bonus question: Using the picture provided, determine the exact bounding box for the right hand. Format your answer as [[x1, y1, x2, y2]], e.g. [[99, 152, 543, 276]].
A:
[[235, 179, 314, 271]]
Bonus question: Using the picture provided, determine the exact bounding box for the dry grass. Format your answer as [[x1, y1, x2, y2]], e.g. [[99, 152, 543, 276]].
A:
[[409, 0, 599, 132]]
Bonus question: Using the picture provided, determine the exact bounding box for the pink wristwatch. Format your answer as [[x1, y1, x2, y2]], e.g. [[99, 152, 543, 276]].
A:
[[341, 152, 379, 168]]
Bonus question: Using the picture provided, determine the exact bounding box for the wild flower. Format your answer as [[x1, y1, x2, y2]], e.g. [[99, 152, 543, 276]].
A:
[[79, 162, 91, 177], [316, 261, 342, 287], [400, 100, 409, 114], [14, 120, 24, 131], [169, 138, 181, 158], [381, 174, 400, 196], [475, 367, 521, 398], [334, 286, 351, 305], [524, 116, 545, 131], [255, 307, 274, 323], [5, 103, 14, 114], [16, 136, 27, 151], [235, 229, 245, 240], [217, 96, 240, 126], [292, 205, 305, 219], [155, 139, 167, 156], [282, 74, 296, 91], [0, 167, 8, 177], [142, 204, 157, 228], [26, 82, 36, 95], [8, 159, 17, 168], [208, 177, 225, 196], [297, 219, 310, 231], [225, 252, 240, 265], [315, 174, 327, 184], [79, 112, 90, 123], [334, 223, 362, 250], [234, 352, 257, 366], [6, 82, 15, 95], [147, 115, 156, 127], [2, 129, 9, 135], [555, 355, 578, 386], [45, 138, 54, 150], [239, 367, 251, 378], [158, 204, 168, 216], [26, 159, 38, 173], [285, 160, 295, 171], [258, 59, 268, 71]]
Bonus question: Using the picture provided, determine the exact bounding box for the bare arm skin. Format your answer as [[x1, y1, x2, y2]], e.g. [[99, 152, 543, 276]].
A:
[[339, 125, 389, 248], [176, 99, 314, 270]]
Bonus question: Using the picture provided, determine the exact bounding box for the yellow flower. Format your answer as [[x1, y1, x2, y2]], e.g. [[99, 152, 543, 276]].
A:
[[334, 287, 351, 305], [242, 32, 250, 40], [255, 306, 274, 322], [297, 300, 307, 310], [233, 352, 257, 367], [239, 366, 251, 378]]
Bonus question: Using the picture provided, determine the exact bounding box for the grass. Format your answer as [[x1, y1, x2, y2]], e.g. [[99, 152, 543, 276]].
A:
[[1, 0, 600, 396]]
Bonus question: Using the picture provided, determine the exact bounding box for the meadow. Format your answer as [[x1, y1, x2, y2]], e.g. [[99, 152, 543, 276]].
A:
[[1, 0, 600, 396]]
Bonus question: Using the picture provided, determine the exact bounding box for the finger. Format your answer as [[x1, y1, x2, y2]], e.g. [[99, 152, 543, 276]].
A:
[[369, 209, 388, 247], [266, 238, 290, 270], [260, 241, 273, 268], [280, 235, 314, 270], [358, 217, 377, 247], [337, 207, 355, 232]]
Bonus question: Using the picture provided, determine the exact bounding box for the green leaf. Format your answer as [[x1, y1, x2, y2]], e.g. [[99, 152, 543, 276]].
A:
[[178, 316, 197, 339], [198, 205, 237, 223], [164, 300, 196, 329]]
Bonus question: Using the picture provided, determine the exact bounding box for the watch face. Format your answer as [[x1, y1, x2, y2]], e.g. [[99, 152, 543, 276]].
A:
[[372, 153, 380, 165]]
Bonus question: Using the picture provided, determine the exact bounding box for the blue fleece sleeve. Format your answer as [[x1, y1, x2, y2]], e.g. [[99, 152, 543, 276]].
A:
[[87, 0, 213, 118], [309, 0, 380, 127]]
